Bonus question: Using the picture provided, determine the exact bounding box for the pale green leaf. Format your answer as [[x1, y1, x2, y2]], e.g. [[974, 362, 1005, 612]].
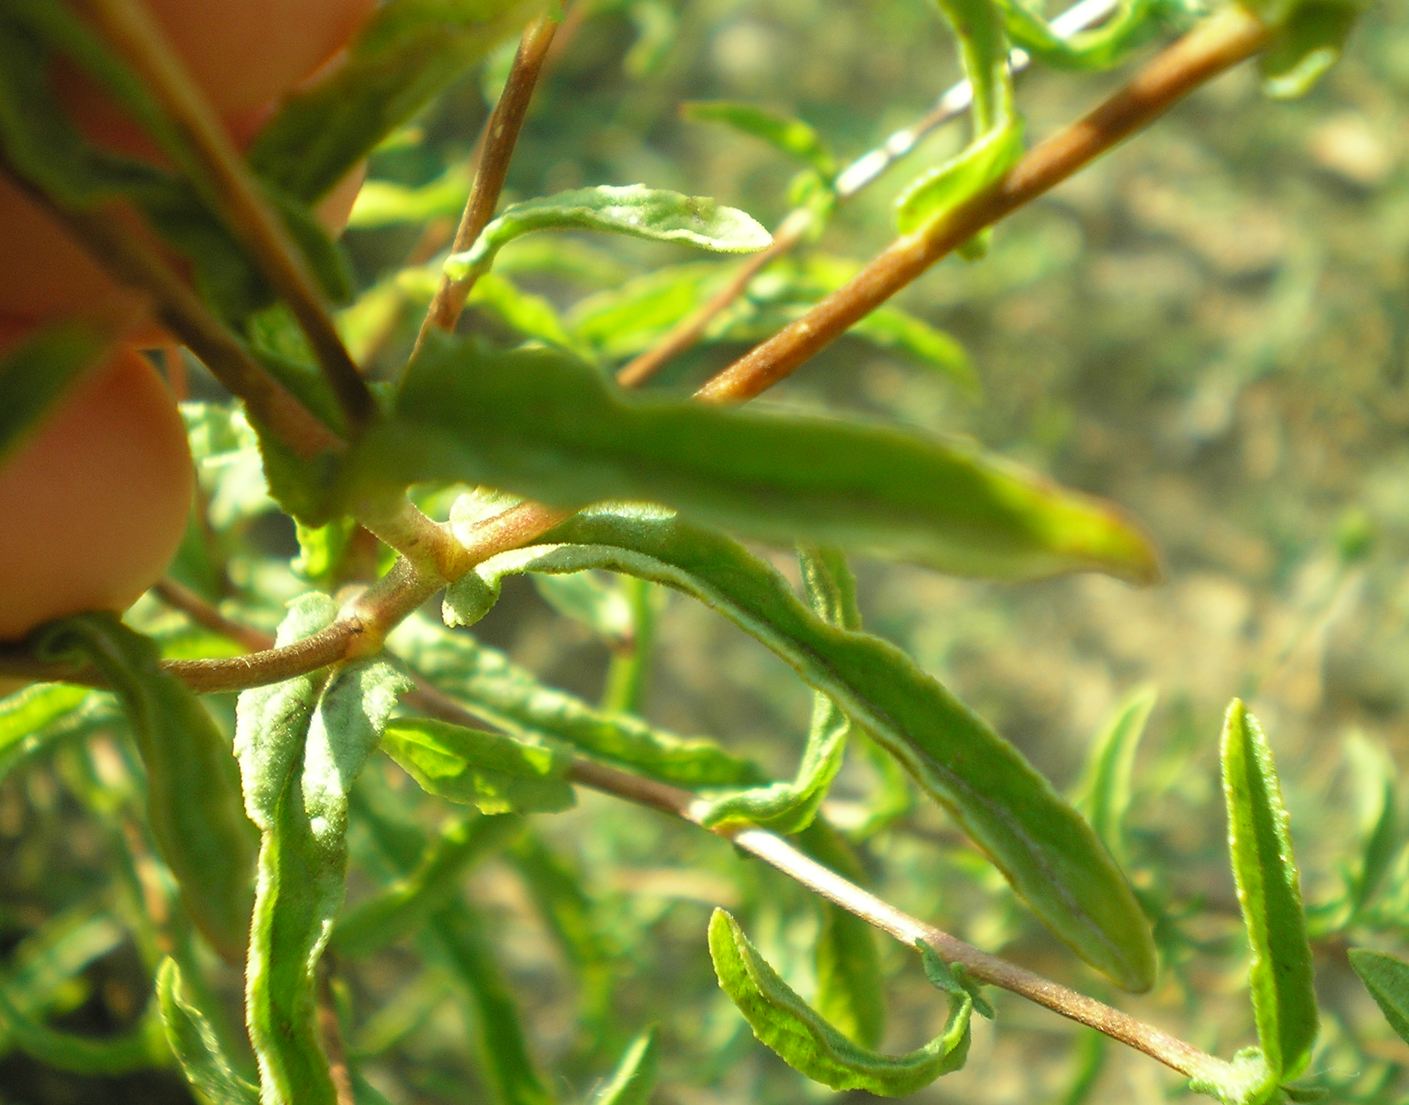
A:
[[157, 959, 260, 1105], [589, 1028, 659, 1105], [995, 0, 1163, 71], [896, 0, 1024, 235], [1348, 948, 1409, 1044], [35, 615, 257, 963], [683, 101, 836, 178], [444, 184, 772, 280], [382, 717, 577, 815], [356, 337, 1159, 584], [250, 0, 540, 202], [0, 682, 110, 783], [1222, 700, 1318, 1081], [335, 815, 524, 957], [388, 615, 758, 789], [1075, 685, 1157, 865], [709, 909, 970, 1095], [472, 507, 1156, 991]]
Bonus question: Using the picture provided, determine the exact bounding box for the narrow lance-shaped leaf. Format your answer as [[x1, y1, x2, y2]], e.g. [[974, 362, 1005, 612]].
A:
[[588, 1028, 659, 1105], [708, 909, 970, 1096], [389, 614, 759, 789], [1074, 685, 1157, 865], [236, 595, 411, 1105], [250, 0, 541, 202], [157, 959, 260, 1105], [35, 614, 257, 963], [994, 0, 1162, 71], [1222, 699, 1318, 1082], [694, 548, 857, 833], [333, 815, 525, 958], [382, 717, 577, 816], [472, 507, 1157, 991], [1348, 948, 1409, 1045], [682, 101, 837, 178], [805, 822, 887, 1050], [1344, 736, 1400, 919], [895, 0, 1025, 235], [355, 337, 1159, 584], [444, 184, 773, 282]]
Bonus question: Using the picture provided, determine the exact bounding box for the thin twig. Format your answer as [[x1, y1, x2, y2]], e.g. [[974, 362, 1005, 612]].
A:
[[413, 11, 565, 358], [614, 0, 1122, 387], [0, 10, 1269, 694], [695, 6, 1269, 404], [564, 758, 1227, 1084], [78, 0, 376, 433], [152, 580, 273, 652]]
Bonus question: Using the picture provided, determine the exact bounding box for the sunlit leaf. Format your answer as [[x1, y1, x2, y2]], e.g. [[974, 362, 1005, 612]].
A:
[[1075, 685, 1157, 865], [589, 1028, 659, 1105], [708, 909, 970, 1095], [444, 184, 772, 281], [356, 337, 1159, 584], [472, 507, 1157, 990], [683, 101, 837, 178], [995, 0, 1164, 71], [251, 0, 541, 202], [35, 615, 257, 963], [896, 0, 1024, 235], [389, 614, 758, 789], [1348, 948, 1409, 1044], [383, 717, 577, 815], [1222, 700, 1318, 1082], [157, 959, 259, 1105]]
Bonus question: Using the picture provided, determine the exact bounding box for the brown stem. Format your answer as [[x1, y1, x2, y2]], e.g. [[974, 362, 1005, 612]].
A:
[[615, 0, 1123, 388], [695, 7, 1270, 404], [413, 11, 564, 357], [564, 759, 1228, 1085], [0, 10, 1268, 700], [152, 579, 273, 652], [78, 0, 375, 433]]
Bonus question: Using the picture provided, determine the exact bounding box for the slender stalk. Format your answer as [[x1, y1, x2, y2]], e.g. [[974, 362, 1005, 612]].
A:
[[564, 759, 1228, 1085], [0, 9, 1270, 694], [695, 6, 1269, 403], [152, 580, 273, 652], [413, 11, 565, 358], [615, 0, 1121, 387], [77, 0, 376, 433]]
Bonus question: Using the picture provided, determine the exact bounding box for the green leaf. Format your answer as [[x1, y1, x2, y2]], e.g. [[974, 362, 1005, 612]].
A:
[[444, 184, 772, 281], [896, 0, 1025, 236], [683, 101, 837, 178], [357, 791, 556, 1105], [529, 572, 636, 647], [0, 984, 163, 1075], [918, 943, 995, 1020], [250, 0, 541, 203], [1257, 1, 1365, 99], [389, 614, 758, 789], [1074, 685, 1157, 865], [346, 165, 475, 228], [0, 682, 109, 783], [157, 959, 260, 1105], [356, 337, 1159, 584], [334, 814, 524, 957], [995, 0, 1163, 71], [236, 596, 411, 1105], [472, 507, 1157, 991], [0, 322, 109, 466], [693, 549, 857, 834], [1348, 948, 1409, 1044], [382, 717, 577, 815], [35, 615, 257, 963], [806, 822, 887, 1049], [1222, 700, 1318, 1082], [571, 261, 733, 359], [708, 909, 970, 1096], [1345, 736, 1400, 919], [588, 1028, 659, 1105]]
